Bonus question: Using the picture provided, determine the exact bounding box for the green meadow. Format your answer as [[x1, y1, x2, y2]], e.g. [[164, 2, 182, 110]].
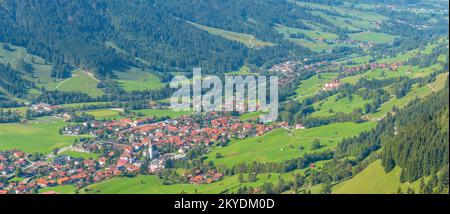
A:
[[188, 21, 272, 48], [225, 66, 259, 76], [206, 122, 376, 167], [333, 160, 422, 194], [132, 109, 191, 119], [38, 185, 78, 194], [85, 109, 123, 120], [60, 151, 100, 159], [113, 67, 164, 91], [366, 73, 448, 121], [295, 73, 339, 101], [275, 25, 340, 52], [341, 63, 443, 85], [56, 70, 104, 97], [0, 118, 79, 153], [311, 94, 371, 118], [0, 42, 57, 93], [350, 32, 396, 44], [239, 111, 264, 121], [82, 170, 302, 194], [276, 25, 338, 42]]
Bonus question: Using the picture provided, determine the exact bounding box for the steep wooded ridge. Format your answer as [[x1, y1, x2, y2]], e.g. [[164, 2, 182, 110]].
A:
[[381, 81, 449, 183], [0, 0, 314, 76]]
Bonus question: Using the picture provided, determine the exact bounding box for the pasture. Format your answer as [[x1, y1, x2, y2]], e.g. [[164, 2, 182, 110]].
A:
[[350, 32, 396, 44], [295, 73, 339, 101], [206, 122, 376, 167], [0, 118, 79, 154], [132, 109, 191, 119], [85, 109, 123, 120], [188, 22, 272, 48], [56, 70, 104, 97], [311, 94, 371, 118], [333, 160, 422, 194], [113, 67, 164, 91]]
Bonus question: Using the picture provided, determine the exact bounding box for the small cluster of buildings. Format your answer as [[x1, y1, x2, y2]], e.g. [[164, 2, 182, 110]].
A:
[[188, 170, 224, 185], [29, 103, 59, 113], [345, 61, 405, 74], [322, 79, 341, 91]]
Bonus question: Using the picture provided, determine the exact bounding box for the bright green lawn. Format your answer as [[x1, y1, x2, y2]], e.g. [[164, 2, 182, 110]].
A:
[[85, 109, 122, 120], [333, 160, 421, 194], [114, 67, 164, 91], [39, 185, 78, 194], [0, 118, 79, 153], [206, 122, 376, 167], [132, 109, 191, 119], [60, 151, 100, 159], [56, 70, 104, 97], [82, 171, 300, 194], [295, 73, 339, 101], [311, 94, 371, 118], [350, 32, 396, 44], [188, 22, 272, 48], [365, 75, 447, 121]]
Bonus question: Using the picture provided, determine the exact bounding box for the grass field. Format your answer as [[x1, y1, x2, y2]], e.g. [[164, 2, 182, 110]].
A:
[[333, 160, 421, 194], [239, 111, 264, 121], [350, 32, 396, 44], [366, 73, 448, 121], [276, 25, 338, 42], [0, 117, 79, 154], [38, 185, 77, 194], [225, 66, 259, 76], [311, 94, 371, 118], [56, 70, 104, 97], [85, 109, 123, 120], [188, 22, 272, 48], [82, 170, 302, 194], [275, 25, 339, 52], [295, 73, 339, 101], [0, 42, 56, 93], [206, 122, 376, 167], [113, 67, 164, 91], [341, 63, 443, 85], [132, 109, 191, 119], [60, 151, 100, 159]]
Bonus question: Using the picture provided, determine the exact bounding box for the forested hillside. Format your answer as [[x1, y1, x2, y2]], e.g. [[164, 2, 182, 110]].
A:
[[0, 0, 316, 77]]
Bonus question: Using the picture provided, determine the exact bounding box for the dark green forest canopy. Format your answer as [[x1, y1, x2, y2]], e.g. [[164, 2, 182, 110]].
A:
[[0, 0, 318, 76]]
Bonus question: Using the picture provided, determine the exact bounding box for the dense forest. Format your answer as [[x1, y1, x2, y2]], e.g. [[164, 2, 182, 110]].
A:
[[381, 82, 449, 183], [0, 0, 316, 77]]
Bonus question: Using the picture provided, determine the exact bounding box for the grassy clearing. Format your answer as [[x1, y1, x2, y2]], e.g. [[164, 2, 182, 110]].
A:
[[85, 109, 123, 120], [225, 66, 259, 76], [0, 42, 56, 92], [350, 32, 396, 44], [341, 63, 443, 85], [333, 160, 421, 194], [38, 185, 77, 194], [82, 170, 302, 194], [0, 118, 79, 153], [276, 25, 338, 41], [132, 109, 191, 119], [365, 80, 440, 121], [206, 122, 376, 167], [239, 111, 264, 121], [275, 25, 339, 52], [56, 70, 103, 97], [60, 151, 100, 159], [295, 73, 339, 101], [188, 22, 273, 48], [113, 67, 164, 91], [311, 94, 371, 118]]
